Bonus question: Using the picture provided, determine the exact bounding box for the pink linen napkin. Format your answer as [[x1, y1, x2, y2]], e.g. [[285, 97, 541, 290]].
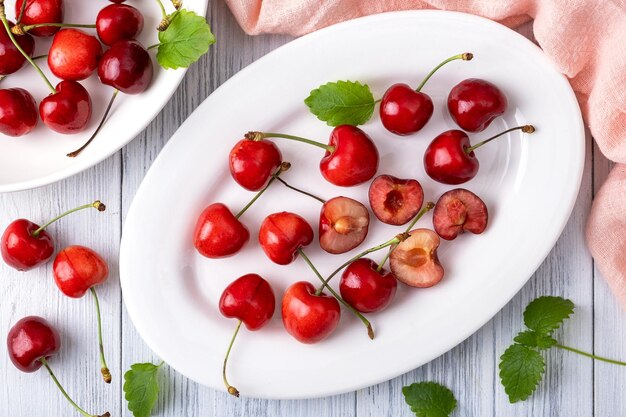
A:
[[224, 0, 626, 308]]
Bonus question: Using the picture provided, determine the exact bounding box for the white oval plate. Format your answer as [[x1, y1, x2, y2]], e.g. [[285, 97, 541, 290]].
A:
[[0, 0, 207, 192], [120, 11, 584, 399]]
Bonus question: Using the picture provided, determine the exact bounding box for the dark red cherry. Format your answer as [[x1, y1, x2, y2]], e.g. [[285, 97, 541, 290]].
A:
[[39, 80, 92, 134], [48, 29, 103, 81], [339, 258, 397, 313], [96, 4, 144, 46], [219, 273, 275, 330], [0, 88, 38, 136], [229, 139, 282, 191], [448, 78, 508, 132], [259, 212, 313, 265], [98, 40, 153, 94], [379, 83, 433, 135], [193, 203, 250, 258], [7, 316, 60, 373], [15, 0, 64, 37], [0, 21, 34, 75]]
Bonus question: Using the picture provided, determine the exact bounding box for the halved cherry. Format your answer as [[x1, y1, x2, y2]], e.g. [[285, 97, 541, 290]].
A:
[[368, 175, 423, 225], [433, 188, 488, 240], [389, 229, 444, 288], [319, 196, 369, 254]]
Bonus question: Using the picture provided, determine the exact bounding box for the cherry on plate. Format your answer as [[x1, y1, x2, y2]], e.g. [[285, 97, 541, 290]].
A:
[[48, 29, 103, 81], [39, 80, 92, 134], [340, 258, 397, 313], [0, 88, 38, 136], [319, 196, 369, 254], [433, 188, 488, 240], [229, 138, 282, 191], [193, 203, 250, 258], [15, 0, 64, 37], [448, 78, 508, 132], [98, 39, 153, 94], [389, 228, 444, 288], [0, 21, 34, 75], [259, 212, 313, 265], [96, 4, 144, 46], [368, 174, 424, 225]]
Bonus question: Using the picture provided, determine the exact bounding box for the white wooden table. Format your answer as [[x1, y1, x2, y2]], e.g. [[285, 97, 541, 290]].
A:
[[2, 2, 625, 416]]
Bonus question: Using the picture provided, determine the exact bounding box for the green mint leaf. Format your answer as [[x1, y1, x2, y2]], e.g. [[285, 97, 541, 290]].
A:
[[499, 344, 545, 403], [124, 362, 162, 417], [514, 330, 557, 349], [304, 80, 375, 126], [402, 381, 457, 417], [157, 9, 216, 70], [523, 296, 575, 335]]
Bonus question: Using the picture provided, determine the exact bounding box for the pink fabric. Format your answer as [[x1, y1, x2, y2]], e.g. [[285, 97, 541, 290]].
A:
[[224, 0, 626, 307]]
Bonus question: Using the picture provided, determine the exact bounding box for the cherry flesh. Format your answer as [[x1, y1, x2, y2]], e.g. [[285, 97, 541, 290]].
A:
[[448, 78, 507, 132], [320, 125, 379, 186], [0, 88, 38, 136], [48, 29, 102, 81], [193, 203, 250, 258], [0, 21, 34, 75], [96, 4, 144, 46], [433, 188, 488, 240], [98, 39, 153, 94], [282, 281, 340, 344], [340, 258, 397, 313], [7, 316, 60, 372], [229, 138, 282, 191], [15, 0, 64, 37], [259, 212, 313, 265], [369, 175, 424, 225], [39, 80, 92, 134], [319, 196, 369, 254], [53, 245, 108, 298], [389, 228, 444, 288]]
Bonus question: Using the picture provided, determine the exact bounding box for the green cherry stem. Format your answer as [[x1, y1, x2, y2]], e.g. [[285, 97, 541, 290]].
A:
[[465, 125, 535, 154], [0, 2, 56, 93], [246, 131, 334, 153], [67, 90, 120, 157], [40, 358, 110, 417], [32, 200, 106, 237], [235, 162, 290, 219], [276, 177, 326, 204], [155, 0, 167, 18], [16, 0, 26, 24], [90, 288, 111, 384], [415, 52, 473, 92], [298, 249, 374, 340], [222, 320, 242, 397], [13, 22, 96, 34], [555, 344, 626, 366]]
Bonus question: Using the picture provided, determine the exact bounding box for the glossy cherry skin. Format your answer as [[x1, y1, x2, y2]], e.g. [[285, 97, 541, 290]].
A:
[[448, 78, 507, 132], [39, 81, 92, 134], [320, 125, 379, 187], [1, 219, 54, 271], [53, 245, 108, 298], [339, 258, 397, 313], [423, 130, 478, 185], [15, 0, 64, 37], [0, 88, 38, 136], [219, 274, 275, 330], [7, 316, 60, 372], [98, 40, 153, 94], [48, 29, 103, 81], [282, 281, 340, 344], [379, 83, 434, 135], [259, 212, 313, 265], [96, 4, 144, 46], [193, 203, 250, 258], [0, 22, 34, 75], [229, 139, 282, 191]]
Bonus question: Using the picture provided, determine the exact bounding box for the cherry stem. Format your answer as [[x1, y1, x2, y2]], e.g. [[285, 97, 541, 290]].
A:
[[222, 320, 242, 397], [155, 0, 167, 18], [171, 0, 182, 9], [0, 4, 56, 94], [276, 177, 326, 204], [415, 52, 473, 92], [16, 0, 26, 24], [375, 202, 435, 273], [40, 358, 109, 417], [90, 288, 111, 384], [67, 90, 120, 158], [245, 131, 334, 153], [15, 22, 96, 34], [555, 344, 626, 366], [32, 200, 105, 237], [147, 43, 160, 50], [298, 248, 374, 339], [465, 125, 535, 154], [235, 162, 290, 218]]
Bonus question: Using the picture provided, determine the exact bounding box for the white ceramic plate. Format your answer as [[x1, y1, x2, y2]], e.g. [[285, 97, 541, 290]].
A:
[[0, 0, 208, 192], [120, 11, 584, 399]]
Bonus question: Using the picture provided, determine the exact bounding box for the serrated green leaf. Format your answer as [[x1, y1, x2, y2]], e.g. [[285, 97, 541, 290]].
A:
[[157, 9, 216, 70], [402, 381, 457, 417], [523, 296, 575, 335], [304, 80, 375, 126], [499, 344, 545, 403], [124, 362, 162, 417], [514, 330, 557, 349]]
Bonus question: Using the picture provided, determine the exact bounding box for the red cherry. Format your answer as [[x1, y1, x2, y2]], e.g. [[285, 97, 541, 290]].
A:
[[0, 88, 38, 136], [282, 281, 340, 344], [448, 78, 508, 132], [340, 258, 397, 313], [193, 203, 250, 258], [368, 174, 424, 225], [433, 188, 488, 240], [320, 125, 379, 186], [15, 0, 64, 37], [1, 219, 53, 270], [53, 245, 108, 298], [7, 316, 60, 372], [380, 83, 433, 135], [319, 196, 369, 254], [96, 4, 144, 46], [259, 212, 313, 265], [48, 29, 102, 81], [98, 40, 153, 94], [219, 274, 275, 331], [39, 80, 92, 134], [229, 138, 282, 191], [0, 21, 34, 75]]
